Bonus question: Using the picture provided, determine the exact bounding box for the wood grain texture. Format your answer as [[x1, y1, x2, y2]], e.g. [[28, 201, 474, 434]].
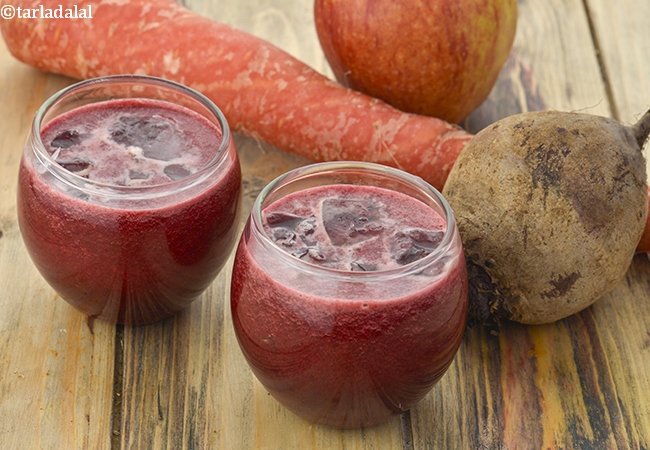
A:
[[113, 1, 404, 448], [587, 0, 650, 125], [465, 0, 611, 134], [0, 53, 116, 449], [586, 0, 650, 182], [426, 0, 650, 448], [0, 0, 649, 449], [179, 0, 334, 79]]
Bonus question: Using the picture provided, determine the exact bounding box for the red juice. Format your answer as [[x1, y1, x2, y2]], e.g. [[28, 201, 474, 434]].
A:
[[231, 165, 468, 428], [17, 79, 242, 325]]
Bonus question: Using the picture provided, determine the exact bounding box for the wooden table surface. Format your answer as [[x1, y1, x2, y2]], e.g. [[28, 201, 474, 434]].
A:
[[1, 0, 649, 448]]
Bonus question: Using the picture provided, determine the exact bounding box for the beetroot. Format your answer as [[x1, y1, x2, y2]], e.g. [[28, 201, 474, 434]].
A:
[[443, 109, 650, 325]]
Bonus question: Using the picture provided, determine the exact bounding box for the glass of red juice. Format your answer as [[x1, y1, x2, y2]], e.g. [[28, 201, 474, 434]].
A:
[[230, 162, 468, 428], [17, 75, 242, 325]]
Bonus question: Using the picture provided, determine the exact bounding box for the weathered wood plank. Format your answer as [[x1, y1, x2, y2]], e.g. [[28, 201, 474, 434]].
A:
[[114, 1, 404, 448], [586, 0, 650, 126], [179, 0, 334, 79], [116, 138, 406, 449], [0, 47, 116, 449], [587, 0, 650, 179], [411, 0, 650, 448], [465, 0, 611, 134]]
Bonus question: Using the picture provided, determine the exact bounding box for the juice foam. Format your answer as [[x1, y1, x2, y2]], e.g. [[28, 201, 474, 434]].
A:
[[41, 98, 221, 186], [262, 184, 447, 272]]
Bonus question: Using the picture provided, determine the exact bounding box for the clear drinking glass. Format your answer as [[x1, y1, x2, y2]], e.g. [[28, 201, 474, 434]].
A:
[[230, 161, 468, 428], [17, 75, 242, 324]]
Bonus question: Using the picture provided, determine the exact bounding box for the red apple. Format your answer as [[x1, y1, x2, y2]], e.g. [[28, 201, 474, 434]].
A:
[[314, 0, 518, 124]]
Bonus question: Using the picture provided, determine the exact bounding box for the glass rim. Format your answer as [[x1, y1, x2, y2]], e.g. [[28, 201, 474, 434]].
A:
[[250, 161, 459, 282], [30, 74, 232, 199]]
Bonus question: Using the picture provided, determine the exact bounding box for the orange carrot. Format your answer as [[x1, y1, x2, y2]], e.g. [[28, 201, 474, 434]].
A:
[[0, 0, 472, 191]]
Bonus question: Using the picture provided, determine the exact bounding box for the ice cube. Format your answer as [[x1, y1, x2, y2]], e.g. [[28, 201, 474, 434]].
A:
[[306, 248, 326, 261], [322, 199, 383, 246], [265, 212, 324, 262], [392, 228, 444, 265], [350, 260, 376, 271], [299, 233, 318, 247], [164, 164, 191, 181], [405, 228, 443, 249], [296, 217, 317, 236], [50, 130, 83, 149], [57, 159, 91, 177], [109, 115, 182, 161], [288, 246, 326, 263], [266, 212, 307, 229], [128, 170, 151, 180], [273, 228, 297, 246], [291, 248, 309, 259]]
